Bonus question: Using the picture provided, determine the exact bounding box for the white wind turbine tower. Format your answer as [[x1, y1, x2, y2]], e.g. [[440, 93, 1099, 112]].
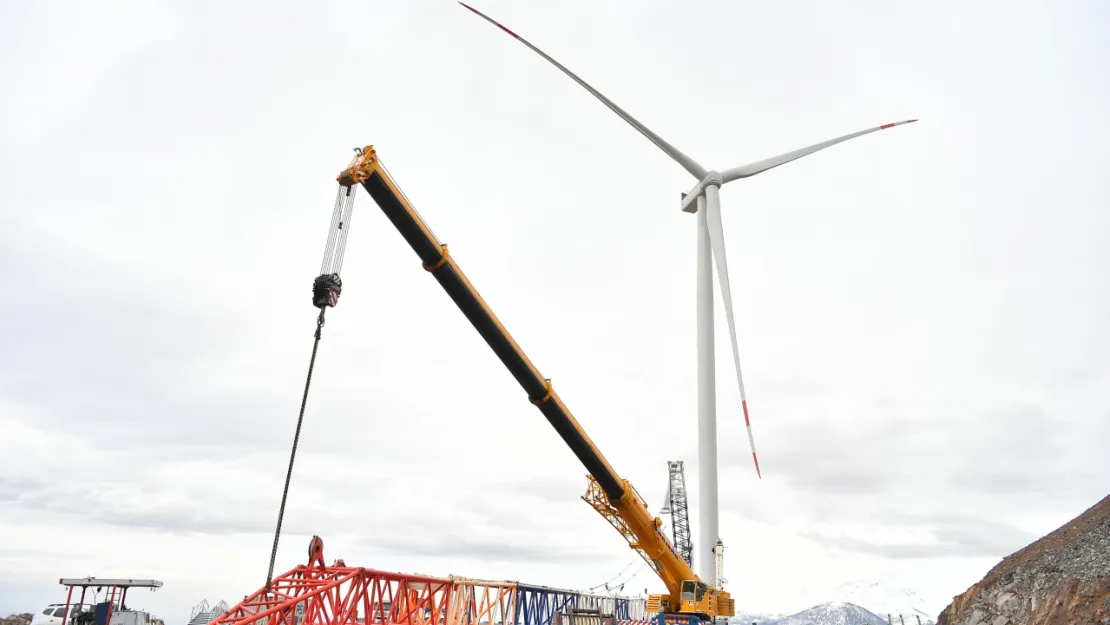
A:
[[459, 2, 917, 586]]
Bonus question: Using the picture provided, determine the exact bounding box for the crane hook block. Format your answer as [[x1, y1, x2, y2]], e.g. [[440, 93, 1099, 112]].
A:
[[313, 273, 343, 309]]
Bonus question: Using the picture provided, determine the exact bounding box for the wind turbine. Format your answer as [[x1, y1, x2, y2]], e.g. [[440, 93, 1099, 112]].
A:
[[458, 2, 916, 586]]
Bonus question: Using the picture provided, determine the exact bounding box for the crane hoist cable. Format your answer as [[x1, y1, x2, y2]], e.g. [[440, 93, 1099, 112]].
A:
[[586, 558, 639, 592], [263, 174, 357, 591]]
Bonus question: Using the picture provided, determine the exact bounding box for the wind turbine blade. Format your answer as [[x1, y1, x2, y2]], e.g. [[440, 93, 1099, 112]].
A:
[[720, 119, 918, 183], [702, 186, 761, 479], [458, 2, 707, 180]]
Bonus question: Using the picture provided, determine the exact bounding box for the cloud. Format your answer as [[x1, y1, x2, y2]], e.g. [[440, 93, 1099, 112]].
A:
[[2, 0, 1110, 621], [0, 224, 295, 458], [800, 511, 1037, 559], [359, 532, 619, 565]]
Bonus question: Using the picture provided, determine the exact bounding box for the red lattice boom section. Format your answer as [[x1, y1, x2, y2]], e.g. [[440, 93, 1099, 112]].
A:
[[214, 538, 652, 625], [214, 563, 452, 625]]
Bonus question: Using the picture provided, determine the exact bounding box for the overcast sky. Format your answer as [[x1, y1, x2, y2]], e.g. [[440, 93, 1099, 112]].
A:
[[2, 0, 1109, 622]]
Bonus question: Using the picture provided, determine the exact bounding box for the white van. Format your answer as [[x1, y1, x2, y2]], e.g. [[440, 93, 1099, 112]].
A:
[[30, 604, 94, 625]]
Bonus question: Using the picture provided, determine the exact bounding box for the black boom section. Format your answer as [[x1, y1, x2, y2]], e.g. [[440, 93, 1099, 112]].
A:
[[362, 174, 442, 263], [430, 262, 546, 397], [361, 171, 625, 501], [536, 400, 624, 500]]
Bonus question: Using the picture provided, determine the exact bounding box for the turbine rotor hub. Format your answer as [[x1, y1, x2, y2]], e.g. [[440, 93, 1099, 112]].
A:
[[679, 171, 724, 214]]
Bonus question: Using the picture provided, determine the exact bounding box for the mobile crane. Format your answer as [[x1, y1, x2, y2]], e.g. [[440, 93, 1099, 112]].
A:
[[333, 146, 735, 625]]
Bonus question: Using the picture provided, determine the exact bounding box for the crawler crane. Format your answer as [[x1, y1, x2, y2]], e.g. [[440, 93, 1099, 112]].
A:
[[335, 146, 734, 625]]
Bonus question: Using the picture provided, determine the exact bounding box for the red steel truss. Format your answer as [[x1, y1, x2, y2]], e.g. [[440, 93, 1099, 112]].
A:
[[215, 538, 452, 625], [215, 537, 651, 625], [446, 576, 517, 625]]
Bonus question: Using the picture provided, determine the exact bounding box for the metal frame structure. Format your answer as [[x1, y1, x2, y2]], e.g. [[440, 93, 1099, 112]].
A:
[[212, 540, 649, 625], [662, 462, 693, 568], [57, 578, 163, 625], [447, 577, 518, 625], [458, 2, 917, 584], [515, 585, 578, 625], [215, 565, 451, 625]]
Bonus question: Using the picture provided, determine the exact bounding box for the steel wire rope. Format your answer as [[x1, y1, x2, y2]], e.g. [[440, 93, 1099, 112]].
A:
[[320, 187, 346, 274], [264, 307, 327, 591], [609, 561, 649, 595], [606, 560, 648, 595], [379, 159, 442, 244], [586, 558, 639, 592], [333, 189, 357, 275]]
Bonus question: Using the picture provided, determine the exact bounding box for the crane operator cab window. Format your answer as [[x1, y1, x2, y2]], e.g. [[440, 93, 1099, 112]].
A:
[[680, 581, 709, 603]]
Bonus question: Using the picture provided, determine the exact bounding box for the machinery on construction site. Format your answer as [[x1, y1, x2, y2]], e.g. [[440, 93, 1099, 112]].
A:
[[296, 146, 736, 625], [47, 579, 163, 625], [660, 461, 694, 569], [553, 608, 615, 625]]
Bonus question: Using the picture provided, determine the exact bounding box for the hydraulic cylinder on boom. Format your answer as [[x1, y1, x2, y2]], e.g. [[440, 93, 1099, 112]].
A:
[[335, 146, 735, 625]]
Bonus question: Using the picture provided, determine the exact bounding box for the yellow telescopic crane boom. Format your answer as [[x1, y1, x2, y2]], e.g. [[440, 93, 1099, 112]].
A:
[[337, 147, 733, 624]]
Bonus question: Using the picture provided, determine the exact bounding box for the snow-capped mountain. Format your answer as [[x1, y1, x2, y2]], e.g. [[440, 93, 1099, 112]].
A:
[[830, 579, 936, 623], [728, 577, 938, 624], [730, 610, 782, 624], [764, 601, 886, 625]]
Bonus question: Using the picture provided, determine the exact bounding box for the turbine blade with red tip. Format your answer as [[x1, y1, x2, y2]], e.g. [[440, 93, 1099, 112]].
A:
[[720, 120, 918, 183], [702, 186, 761, 479], [744, 399, 761, 479], [458, 2, 707, 180]]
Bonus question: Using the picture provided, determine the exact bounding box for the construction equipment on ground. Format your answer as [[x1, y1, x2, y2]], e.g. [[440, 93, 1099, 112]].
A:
[[331, 146, 735, 625], [214, 537, 651, 625]]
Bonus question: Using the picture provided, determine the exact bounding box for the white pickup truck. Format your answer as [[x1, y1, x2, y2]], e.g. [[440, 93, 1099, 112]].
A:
[[30, 602, 155, 625], [30, 604, 95, 625]]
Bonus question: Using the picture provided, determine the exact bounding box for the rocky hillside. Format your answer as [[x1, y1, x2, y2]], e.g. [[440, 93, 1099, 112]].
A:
[[937, 494, 1110, 625], [1, 615, 33, 625]]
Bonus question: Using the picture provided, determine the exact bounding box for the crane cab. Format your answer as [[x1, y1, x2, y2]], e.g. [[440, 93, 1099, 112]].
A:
[[678, 580, 713, 617]]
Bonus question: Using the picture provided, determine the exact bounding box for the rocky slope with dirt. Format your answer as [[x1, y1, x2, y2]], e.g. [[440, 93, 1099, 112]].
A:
[[937, 494, 1110, 625]]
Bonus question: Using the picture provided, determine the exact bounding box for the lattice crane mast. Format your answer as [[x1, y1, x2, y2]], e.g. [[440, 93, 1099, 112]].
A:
[[660, 461, 694, 569], [333, 146, 734, 625]]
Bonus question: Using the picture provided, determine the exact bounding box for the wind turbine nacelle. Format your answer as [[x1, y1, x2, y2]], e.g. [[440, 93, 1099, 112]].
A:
[[679, 171, 723, 213]]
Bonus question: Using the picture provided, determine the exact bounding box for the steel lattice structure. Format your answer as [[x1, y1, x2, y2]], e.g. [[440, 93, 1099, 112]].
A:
[[214, 564, 451, 625], [212, 539, 649, 625], [665, 461, 693, 568]]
